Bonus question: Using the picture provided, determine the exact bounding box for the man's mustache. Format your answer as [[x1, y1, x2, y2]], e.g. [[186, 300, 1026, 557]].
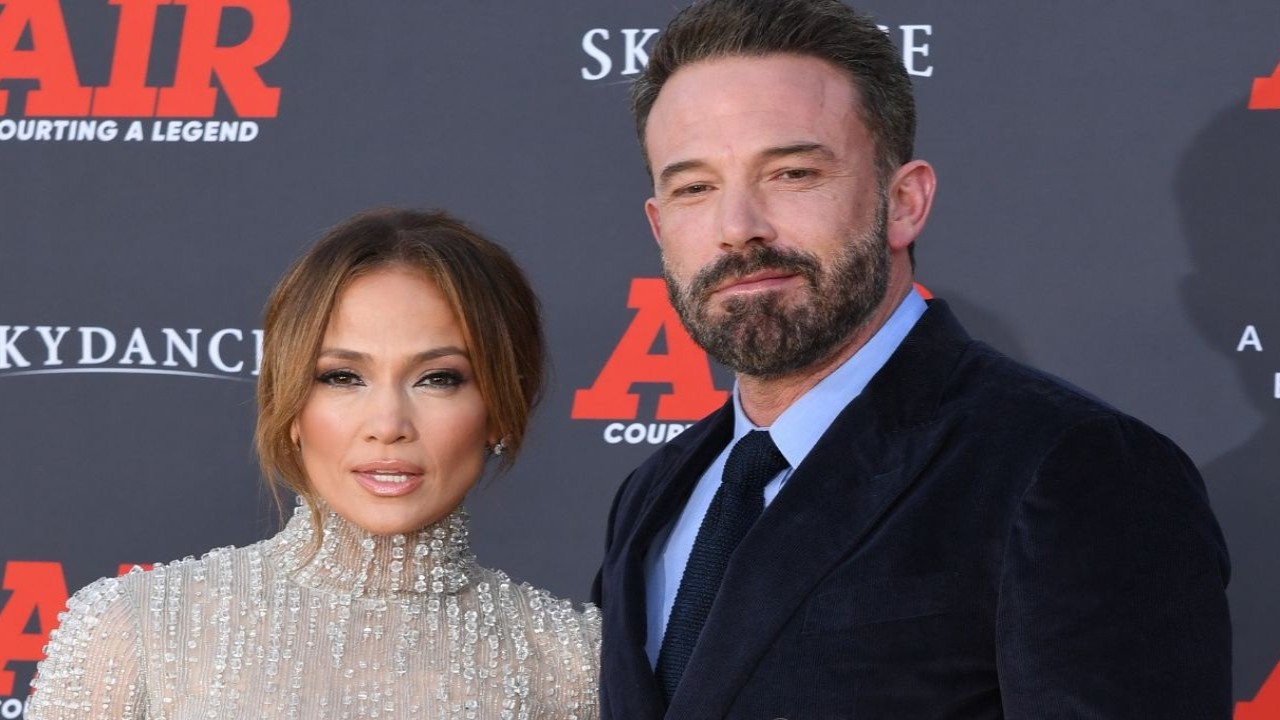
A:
[[686, 246, 821, 300]]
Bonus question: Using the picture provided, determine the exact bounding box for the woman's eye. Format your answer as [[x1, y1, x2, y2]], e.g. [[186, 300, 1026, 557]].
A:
[[316, 370, 362, 387], [417, 370, 463, 389]]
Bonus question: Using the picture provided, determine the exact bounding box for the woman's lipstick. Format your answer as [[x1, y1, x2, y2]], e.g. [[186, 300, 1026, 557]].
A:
[[352, 461, 424, 497]]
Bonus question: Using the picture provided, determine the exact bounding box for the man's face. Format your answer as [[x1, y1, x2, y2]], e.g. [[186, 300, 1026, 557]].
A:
[[644, 54, 891, 378]]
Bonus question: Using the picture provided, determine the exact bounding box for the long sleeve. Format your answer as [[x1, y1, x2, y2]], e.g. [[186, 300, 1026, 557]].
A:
[[26, 576, 146, 720], [996, 414, 1232, 718]]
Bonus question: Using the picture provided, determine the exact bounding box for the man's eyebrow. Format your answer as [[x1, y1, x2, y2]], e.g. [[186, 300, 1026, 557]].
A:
[[760, 142, 836, 162], [317, 346, 470, 363], [657, 158, 709, 188]]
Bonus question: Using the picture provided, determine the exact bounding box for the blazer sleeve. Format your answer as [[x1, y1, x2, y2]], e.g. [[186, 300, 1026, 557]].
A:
[[995, 414, 1232, 719], [26, 575, 146, 720]]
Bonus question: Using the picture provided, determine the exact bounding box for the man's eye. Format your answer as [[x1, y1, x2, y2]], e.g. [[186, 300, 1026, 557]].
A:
[[778, 168, 816, 180], [316, 370, 362, 387], [674, 183, 712, 197], [417, 370, 463, 389]]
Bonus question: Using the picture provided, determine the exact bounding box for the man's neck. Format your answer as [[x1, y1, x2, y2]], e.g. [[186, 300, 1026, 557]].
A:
[[737, 281, 912, 427]]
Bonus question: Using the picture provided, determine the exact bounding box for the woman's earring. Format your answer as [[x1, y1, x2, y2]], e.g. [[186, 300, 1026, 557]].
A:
[[488, 439, 507, 457]]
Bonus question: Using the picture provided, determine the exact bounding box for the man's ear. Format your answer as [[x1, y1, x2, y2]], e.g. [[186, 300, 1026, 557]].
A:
[[885, 160, 937, 253], [644, 197, 663, 247]]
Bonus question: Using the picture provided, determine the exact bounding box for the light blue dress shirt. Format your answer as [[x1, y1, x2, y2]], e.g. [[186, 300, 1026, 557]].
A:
[[642, 289, 928, 667]]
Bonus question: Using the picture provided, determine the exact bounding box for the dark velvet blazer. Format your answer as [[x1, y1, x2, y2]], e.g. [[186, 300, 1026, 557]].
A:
[[593, 300, 1231, 719]]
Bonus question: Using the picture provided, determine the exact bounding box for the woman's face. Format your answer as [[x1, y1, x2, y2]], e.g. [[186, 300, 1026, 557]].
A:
[[293, 266, 491, 535]]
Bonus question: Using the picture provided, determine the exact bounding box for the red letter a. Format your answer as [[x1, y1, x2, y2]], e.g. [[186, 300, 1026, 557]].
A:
[[1250, 60, 1280, 110], [0, 0, 91, 116], [0, 561, 69, 695], [573, 278, 728, 422], [1237, 661, 1280, 720], [156, 0, 290, 118]]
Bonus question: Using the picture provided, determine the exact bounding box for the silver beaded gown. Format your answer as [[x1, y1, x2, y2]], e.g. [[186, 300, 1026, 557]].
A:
[[27, 503, 601, 719]]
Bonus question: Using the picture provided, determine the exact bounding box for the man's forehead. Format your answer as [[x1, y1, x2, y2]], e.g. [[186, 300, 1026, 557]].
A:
[[644, 54, 866, 166], [655, 54, 854, 113]]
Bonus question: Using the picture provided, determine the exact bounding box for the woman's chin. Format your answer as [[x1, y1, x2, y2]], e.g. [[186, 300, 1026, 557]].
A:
[[345, 505, 454, 536]]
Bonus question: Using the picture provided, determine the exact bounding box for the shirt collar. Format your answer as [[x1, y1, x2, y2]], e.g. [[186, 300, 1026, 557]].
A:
[[732, 288, 927, 469]]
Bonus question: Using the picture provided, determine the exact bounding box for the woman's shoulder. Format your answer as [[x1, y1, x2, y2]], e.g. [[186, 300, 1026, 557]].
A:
[[56, 571, 138, 631], [469, 565, 602, 653], [519, 580, 602, 632], [87, 538, 270, 606], [49, 542, 236, 650], [471, 565, 599, 621]]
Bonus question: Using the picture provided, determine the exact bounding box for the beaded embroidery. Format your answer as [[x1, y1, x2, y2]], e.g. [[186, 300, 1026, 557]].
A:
[[28, 504, 600, 719]]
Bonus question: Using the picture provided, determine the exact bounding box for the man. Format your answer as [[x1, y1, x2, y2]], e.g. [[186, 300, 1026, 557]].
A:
[[593, 0, 1232, 718]]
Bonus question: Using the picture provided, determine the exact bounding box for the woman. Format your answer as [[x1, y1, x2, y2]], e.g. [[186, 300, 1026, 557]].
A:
[[28, 208, 600, 719]]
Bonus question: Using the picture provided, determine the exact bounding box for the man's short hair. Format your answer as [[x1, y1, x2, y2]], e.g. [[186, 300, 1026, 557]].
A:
[[631, 0, 916, 181]]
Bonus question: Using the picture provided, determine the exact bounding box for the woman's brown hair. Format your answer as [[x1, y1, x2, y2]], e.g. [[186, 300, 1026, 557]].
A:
[[255, 208, 544, 526]]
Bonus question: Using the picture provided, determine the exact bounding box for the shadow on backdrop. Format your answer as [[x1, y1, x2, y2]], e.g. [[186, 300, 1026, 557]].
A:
[[1177, 100, 1280, 700]]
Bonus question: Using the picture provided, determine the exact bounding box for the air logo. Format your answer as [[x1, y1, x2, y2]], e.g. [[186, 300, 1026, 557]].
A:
[[1251, 56, 1280, 110], [0, 0, 289, 142], [572, 278, 728, 445]]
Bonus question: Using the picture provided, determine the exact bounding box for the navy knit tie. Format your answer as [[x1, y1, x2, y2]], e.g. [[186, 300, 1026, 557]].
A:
[[656, 430, 789, 702]]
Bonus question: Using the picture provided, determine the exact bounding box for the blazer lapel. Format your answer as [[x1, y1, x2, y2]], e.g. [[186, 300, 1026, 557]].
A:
[[665, 300, 971, 718], [606, 403, 735, 719]]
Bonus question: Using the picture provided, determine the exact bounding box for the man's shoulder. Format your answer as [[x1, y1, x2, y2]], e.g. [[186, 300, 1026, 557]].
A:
[[954, 340, 1110, 409], [887, 300, 1132, 437], [943, 338, 1175, 453]]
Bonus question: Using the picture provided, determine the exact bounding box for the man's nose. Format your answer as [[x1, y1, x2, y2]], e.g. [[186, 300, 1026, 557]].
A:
[[718, 185, 777, 251]]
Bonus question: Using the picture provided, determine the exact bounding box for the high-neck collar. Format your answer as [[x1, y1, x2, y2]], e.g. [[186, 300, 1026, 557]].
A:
[[266, 501, 475, 599]]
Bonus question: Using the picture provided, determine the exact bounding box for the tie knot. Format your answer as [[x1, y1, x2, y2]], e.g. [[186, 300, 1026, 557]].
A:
[[722, 430, 788, 492]]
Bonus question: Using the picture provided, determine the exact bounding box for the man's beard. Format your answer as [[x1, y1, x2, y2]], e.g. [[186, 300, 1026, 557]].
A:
[[663, 201, 890, 379]]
